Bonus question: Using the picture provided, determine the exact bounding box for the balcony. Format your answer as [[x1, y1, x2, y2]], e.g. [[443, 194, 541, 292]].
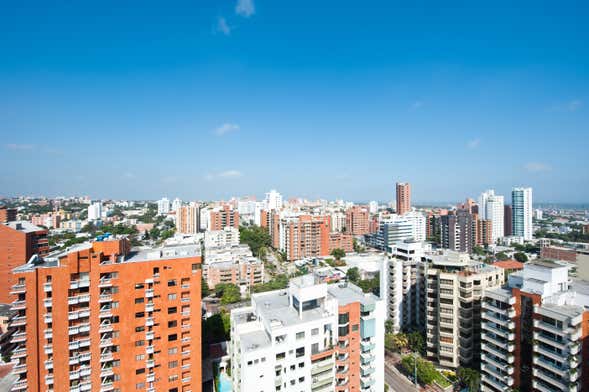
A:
[[99, 308, 113, 318], [44, 359, 53, 370], [13, 364, 27, 374], [100, 352, 114, 362], [45, 374, 54, 385], [11, 332, 27, 344], [99, 294, 112, 303], [146, 360, 155, 368], [43, 282, 52, 292], [99, 338, 113, 348], [145, 289, 154, 297], [10, 300, 26, 311], [44, 329, 53, 339], [11, 347, 26, 359], [10, 283, 26, 295], [10, 316, 26, 327], [11, 380, 27, 391], [44, 313, 53, 323], [146, 345, 154, 354], [70, 279, 90, 289], [101, 367, 114, 377], [44, 345, 53, 354], [43, 298, 53, 308], [99, 323, 113, 333], [98, 278, 112, 288], [146, 317, 154, 326], [145, 304, 155, 313], [146, 331, 155, 340], [100, 382, 114, 392]]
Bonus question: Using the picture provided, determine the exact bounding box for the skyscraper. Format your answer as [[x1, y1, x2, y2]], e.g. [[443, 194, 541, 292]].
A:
[[441, 209, 475, 253], [345, 206, 370, 235], [157, 197, 171, 215], [478, 190, 504, 243], [512, 187, 533, 240], [264, 189, 283, 211], [504, 204, 513, 237], [9, 237, 202, 392], [395, 182, 411, 215], [176, 202, 200, 234]]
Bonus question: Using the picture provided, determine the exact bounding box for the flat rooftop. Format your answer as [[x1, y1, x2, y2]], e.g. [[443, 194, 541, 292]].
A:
[[529, 259, 568, 269], [252, 290, 333, 329], [327, 282, 376, 307], [4, 221, 45, 233]]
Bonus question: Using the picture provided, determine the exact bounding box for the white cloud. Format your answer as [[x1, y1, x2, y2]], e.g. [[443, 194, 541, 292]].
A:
[[235, 0, 255, 17], [205, 170, 243, 180], [5, 143, 34, 151], [524, 162, 552, 173], [467, 138, 480, 149], [215, 123, 240, 136], [217, 17, 231, 36]]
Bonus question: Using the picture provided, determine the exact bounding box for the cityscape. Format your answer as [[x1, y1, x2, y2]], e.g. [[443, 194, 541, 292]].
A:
[[1, 1, 588, 392]]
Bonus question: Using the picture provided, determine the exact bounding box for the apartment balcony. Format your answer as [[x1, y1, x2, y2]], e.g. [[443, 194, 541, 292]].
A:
[[43, 298, 53, 308], [99, 308, 112, 318], [10, 332, 27, 344], [70, 279, 90, 290], [68, 309, 90, 320], [534, 331, 568, 350], [68, 294, 91, 305], [44, 345, 53, 354], [360, 364, 375, 377], [146, 373, 155, 383], [99, 323, 113, 333], [533, 380, 561, 392], [100, 382, 114, 392], [79, 381, 92, 392], [146, 317, 154, 326], [534, 319, 567, 337], [69, 338, 91, 350], [98, 278, 112, 288], [146, 331, 155, 340], [43, 282, 53, 292], [100, 352, 114, 362], [101, 367, 114, 377], [481, 374, 509, 391], [79, 366, 92, 377], [79, 352, 92, 362], [482, 312, 514, 329], [534, 344, 565, 362], [11, 380, 27, 391], [182, 349, 190, 356], [44, 313, 53, 323], [10, 300, 26, 311], [11, 347, 26, 359], [99, 338, 113, 348], [146, 345, 155, 354], [45, 374, 54, 385], [13, 364, 27, 374], [361, 341, 375, 352], [181, 336, 191, 343], [181, 311, 190, 317], [360, 377, 375, 389], [99, 294, 112, 303], [481, 343, 510, 361], [146, 359, 155, 368], [360, 353, 374, 365], [533, 368, 568, 390], [145, 289, 154, 297], [482, 322, 515, 341], [10, 316, 26, 328]]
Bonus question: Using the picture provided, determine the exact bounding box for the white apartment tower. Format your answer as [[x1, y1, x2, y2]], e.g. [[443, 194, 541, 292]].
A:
[[512, 187, 533, 241], [265, 189, 283, 211], [157, 197, 171, 215], [479, 190, 504, 243], [87, 202, 102, 221], [230, 275, 385, 392]]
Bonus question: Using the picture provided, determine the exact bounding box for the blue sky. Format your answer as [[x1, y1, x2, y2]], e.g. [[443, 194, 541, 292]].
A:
[[0, 1, 588, 203]]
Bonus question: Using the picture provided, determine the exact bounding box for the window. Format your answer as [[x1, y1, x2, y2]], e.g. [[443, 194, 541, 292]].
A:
[[136, 368, 145, 375], [135, 354, 145, 361], [296, 331, 305, 340], [168, 361, 178, 369], [298, 377, 304, 383], [192, 263, 200, 272], [338, 313, 349, 324], [168, 347, 178, 355], [135, 326, 145, 332], [276, 352, 285, 360], [135, 284, 144, 289], [168, 307, 177, 314], [135, 340, 145, 347], [136, 383, 145, 390], [135, 298, 144, 304], [135, 312, 144, 318], [296, 347, 305, 358], [168, 279, 177, 287], [168, 320, 178, 328], [311, 328, 319, 336], [168, 334, 178, 342], [168, 293, 177, 301], [352, 324, 359, 331], [169, 375, 179, 382]]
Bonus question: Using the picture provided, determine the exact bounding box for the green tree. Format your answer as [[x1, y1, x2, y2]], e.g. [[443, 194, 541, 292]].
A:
[[513, 252, 528, 262], [330, 248, 346, 261], [457, 367, 480, 392], [202, 278, 210, 297], [407, 331, 425, 355], [214, 283, 241, 305], [239, 225, 272, 257], [385, 320, 395, 334], [401, 356, 438, 385], [252, 274, 289, 293], [496, 252, 510, 260], [472, 245, 486, 256], [346, 267, 360, 283]]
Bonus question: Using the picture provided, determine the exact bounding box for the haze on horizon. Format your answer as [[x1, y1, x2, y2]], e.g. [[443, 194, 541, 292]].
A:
[[0, 1, 587, 203]]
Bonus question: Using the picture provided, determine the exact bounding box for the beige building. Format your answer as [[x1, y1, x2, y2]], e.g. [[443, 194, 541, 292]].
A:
[[424, 251, 504, 368]]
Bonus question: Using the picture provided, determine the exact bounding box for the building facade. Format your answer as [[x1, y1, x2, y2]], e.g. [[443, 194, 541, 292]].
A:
[[9, 238, 202, 392], [176, 203, 200, 234], [0, 222, 48, 303], [345, 206, 370, 236], [395, 182, 411, 215], [230, 275, 385, 392], [512, 187, 533, 241], [209, 205, 240, 231]]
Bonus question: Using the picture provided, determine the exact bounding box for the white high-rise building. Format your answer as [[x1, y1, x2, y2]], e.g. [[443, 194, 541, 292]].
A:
[[230, 275, 385, 392], [264, 189, 283, 211], [403, 211, 427, 242], [171, 197, 182, 212], [512, 187, 533, 240], [87, 202, 102, 221], [479, 190, 504, 242], [330, 212, 346, 232], [157, 197, 171, 215], [369, 200, 378, 214]]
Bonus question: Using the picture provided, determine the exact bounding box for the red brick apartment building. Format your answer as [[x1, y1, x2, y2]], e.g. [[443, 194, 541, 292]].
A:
[[345, 206, 370, 236], [0, 207, 17, 223], [0, 221, 48, 303], [395, 182, 411, 215], [9, 238, 202, 392], [209, 205, 239, 231]]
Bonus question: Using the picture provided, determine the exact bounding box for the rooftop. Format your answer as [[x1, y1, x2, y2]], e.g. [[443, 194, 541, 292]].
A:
[[493, 260, 525, 270], [4, 220, 45, 233], [529, 259, 568, 269]]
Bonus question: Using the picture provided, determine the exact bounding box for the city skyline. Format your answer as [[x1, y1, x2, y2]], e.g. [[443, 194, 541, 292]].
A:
[[1, 1, 588, 202]]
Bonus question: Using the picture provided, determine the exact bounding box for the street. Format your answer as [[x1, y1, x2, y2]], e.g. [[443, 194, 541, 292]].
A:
[[385, 361, 419, 392]]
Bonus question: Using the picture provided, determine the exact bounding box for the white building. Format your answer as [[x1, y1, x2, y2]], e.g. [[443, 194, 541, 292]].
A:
[[479, 190, 504, 242], [230, 275, 384, 392], [366, 214, 414, 252], [369, 201, 378, 214], [534, 208, 543, 220], [388, 240, 432, 333], [157, 197, 170, 215], [512, 187, 533, 241], [264, 189, 283, 211], [403, 211, 427, 242], [330, 212, 346, 233], [87, 202, 102, 221], [171, 197, 182, 212], [204, 227, 240, 248]]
